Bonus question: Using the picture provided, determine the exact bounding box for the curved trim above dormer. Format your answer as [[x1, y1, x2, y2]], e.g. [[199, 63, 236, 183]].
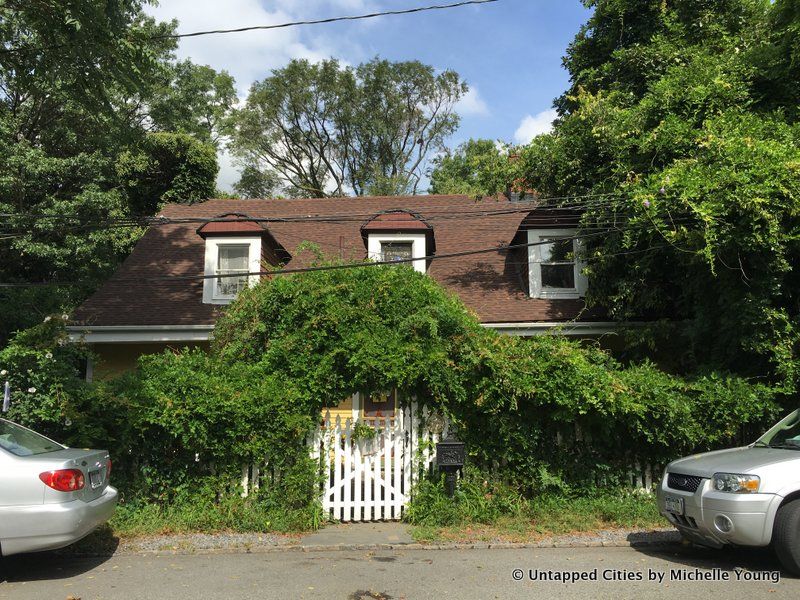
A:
[[360, 209, 432, 232], [196, 213, 291, 263]]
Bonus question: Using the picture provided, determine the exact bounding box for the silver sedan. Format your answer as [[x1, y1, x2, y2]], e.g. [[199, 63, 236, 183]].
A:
[[0, 418, 117, 556]]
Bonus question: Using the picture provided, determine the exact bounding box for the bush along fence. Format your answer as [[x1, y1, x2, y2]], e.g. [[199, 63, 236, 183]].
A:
[[0, 267, 787, 529]]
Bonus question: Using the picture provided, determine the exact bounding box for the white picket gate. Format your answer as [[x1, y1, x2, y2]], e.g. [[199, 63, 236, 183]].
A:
[[307, 403, 446, 522]]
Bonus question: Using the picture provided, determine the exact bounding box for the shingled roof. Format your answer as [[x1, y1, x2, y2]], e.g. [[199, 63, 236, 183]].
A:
[[71, 194, 589, 327]]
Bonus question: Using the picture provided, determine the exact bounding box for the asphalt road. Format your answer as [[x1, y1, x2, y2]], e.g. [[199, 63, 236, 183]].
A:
[[1, 544, 797, 600]]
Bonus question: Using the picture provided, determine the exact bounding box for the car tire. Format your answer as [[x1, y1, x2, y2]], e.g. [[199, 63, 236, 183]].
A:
[[774, 498, 800, 576]]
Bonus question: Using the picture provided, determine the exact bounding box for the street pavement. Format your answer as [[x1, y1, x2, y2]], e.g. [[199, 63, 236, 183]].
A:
[[1, 543, 797, 599]]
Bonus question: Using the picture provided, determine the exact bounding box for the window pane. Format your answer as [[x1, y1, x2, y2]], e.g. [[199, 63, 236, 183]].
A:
[[217, 275, 248, 296], [541, 264, 575, 289], [216, 244, 250, 297], [381, 242, 413, 262], [541, 237, 573, 263], [218, 245, 249, 270], [0, 419, 64, 456]]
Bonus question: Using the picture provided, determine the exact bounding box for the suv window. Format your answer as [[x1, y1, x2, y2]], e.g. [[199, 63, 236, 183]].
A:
[[0, 419, 64, 456], [758, 409, 800, 449]]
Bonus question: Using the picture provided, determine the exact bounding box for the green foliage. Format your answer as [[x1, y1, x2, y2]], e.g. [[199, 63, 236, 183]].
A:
[[232, 164, 281, 199], [516, 0, 800, 388], [215, 262, 779, 493], [1, 266, 783, 531], [0, 2, 233, 345], [213, 261, 485, 411], [405, 467, 527, 527], [116, 132, 218, 214], [456, 334, 778, 493], [148, 60, 238, 146], [428, 139, 515, 197], [228, 58, 467, 197], [406, 467, 661, 535]]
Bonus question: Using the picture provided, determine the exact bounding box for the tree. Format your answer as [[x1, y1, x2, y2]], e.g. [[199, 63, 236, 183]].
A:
[[232, 165, 281, 199], [116, 132, 218, 214], [148, 60, 238, 146], [429, 139, 515, 197], [518, 0, 800, 387], [0, 2, 231, 345], [228, 58, 467, 198]]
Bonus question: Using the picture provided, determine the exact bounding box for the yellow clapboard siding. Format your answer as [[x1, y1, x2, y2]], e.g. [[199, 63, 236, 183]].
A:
[[324, 395, 353, 422]]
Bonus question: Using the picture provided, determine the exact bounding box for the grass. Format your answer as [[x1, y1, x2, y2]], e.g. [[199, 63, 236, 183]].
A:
[[61, 494, 323, 554], [404, 469, 666, 544], [410, 492, 665, 543]]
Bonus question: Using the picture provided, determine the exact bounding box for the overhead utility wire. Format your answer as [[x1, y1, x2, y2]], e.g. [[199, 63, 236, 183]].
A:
[[154, 0, 501, 40], [0, 193, 639, 232], [0, 0, 501, 55], [0, 220, 694, 288]]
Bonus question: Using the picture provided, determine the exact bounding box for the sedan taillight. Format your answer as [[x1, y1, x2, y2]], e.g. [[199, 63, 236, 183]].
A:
[[39, 469, 85, 492], [107, 458, 112, 480]]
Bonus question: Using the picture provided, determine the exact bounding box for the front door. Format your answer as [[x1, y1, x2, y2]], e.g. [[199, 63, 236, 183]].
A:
[[363, 390, 396, 418]]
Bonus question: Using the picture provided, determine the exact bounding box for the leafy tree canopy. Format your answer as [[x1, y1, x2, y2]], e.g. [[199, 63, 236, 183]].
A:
[[116, 132, 219, 214], [0, 1, 231, 344], [428, 139, 514, 197], [228, 58, 467, 198], [513, 0, 800, 387]]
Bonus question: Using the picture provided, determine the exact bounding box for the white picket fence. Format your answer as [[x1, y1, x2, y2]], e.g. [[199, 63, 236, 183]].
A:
[[309, 404, 446, 522]]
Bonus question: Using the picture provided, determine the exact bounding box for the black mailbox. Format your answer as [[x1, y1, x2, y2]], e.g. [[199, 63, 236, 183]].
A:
[[435, 436, 465, 497], [436, 437, 465, 468]]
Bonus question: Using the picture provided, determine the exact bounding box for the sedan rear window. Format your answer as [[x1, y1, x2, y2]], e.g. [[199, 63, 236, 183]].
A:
[[0, 419, 64, 456]]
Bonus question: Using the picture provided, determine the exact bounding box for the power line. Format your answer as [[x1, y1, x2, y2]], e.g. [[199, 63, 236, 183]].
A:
[[0, 191, 640, 232], [0, 0, 502, 56], [155, 0, 502, 40], [0, 220, 694, 288]]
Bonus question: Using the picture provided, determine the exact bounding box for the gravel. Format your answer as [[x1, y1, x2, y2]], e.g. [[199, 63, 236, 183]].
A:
[[56, 526, 681, 556]]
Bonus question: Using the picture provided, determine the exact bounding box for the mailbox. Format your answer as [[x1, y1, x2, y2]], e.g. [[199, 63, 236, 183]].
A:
[[435, 436, 465, 497], [436, 437, 465, 468]]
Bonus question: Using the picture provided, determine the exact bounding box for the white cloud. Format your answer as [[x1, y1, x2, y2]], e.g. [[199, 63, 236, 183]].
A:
[[216, 147, 240, 193], [145, 0, 370, 191], [513, 109, 558, 144], [146, 0, 346, 98], [456, 86, 490, 117]]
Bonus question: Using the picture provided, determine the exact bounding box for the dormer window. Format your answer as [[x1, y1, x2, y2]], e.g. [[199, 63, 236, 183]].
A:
[[216, 244, 250, 297], [197, 213, 290, 306], [203, 236, 262, 304], [528, 228, 588, 299], [361, 210, 434, 274], [381, 241, 413, 263]]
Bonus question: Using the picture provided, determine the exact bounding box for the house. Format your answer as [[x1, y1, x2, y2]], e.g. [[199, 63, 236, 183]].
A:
[[67, 194, 615, 418]]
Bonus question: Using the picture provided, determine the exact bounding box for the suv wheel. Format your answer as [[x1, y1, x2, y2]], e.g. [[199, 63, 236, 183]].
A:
[[774, 498, 800, 576]]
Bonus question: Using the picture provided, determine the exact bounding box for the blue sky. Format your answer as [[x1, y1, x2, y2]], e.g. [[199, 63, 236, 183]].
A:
[[146, 1, 592, 191]]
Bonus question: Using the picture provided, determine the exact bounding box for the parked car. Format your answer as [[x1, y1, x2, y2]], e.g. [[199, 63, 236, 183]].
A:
[[657, 408, 800, 575], [0, 418, 117, 556]]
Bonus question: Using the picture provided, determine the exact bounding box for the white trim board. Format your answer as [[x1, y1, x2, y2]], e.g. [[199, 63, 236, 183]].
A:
[[67, 321, 636, 343], [482, 321, 623, 336], [66, 325, 215, 344], [366, 232, 427, 273]]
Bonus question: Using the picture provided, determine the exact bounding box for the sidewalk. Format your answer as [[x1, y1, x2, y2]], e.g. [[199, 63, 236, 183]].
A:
[[62, 523, 680, 557], [298, 522, 414, 547]]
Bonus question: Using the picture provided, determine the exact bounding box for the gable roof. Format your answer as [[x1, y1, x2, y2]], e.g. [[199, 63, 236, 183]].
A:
[[71, 194, 590, 328]]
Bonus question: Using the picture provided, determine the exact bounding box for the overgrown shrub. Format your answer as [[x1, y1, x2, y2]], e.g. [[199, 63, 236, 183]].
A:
[[0, 263, 784, 533], [455, 334, 779, 493]]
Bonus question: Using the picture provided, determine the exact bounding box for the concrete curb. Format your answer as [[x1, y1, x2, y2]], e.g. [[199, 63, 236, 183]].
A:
[[59, 538, 681, 559]]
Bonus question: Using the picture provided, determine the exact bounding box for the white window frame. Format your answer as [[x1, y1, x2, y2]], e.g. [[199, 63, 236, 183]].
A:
[[367, 233, 427, 273], [527, 228, 588, 299], [202, 236, 262, 304]]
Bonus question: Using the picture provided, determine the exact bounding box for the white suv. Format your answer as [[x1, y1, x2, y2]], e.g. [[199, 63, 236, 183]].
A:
[[657, 408, 800, 575]]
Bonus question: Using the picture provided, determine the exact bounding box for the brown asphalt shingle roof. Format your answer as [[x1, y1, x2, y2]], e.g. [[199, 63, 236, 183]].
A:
[[71, 195, 589, 327]]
